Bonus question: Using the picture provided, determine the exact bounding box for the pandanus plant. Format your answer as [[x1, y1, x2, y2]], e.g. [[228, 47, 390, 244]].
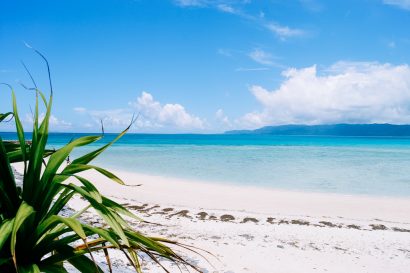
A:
[[0, 49, 200, 272]]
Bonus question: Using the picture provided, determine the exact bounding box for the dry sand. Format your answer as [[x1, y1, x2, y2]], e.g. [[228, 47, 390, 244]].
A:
[[12, 164, 410, 272], [73, 169, 410, 273]]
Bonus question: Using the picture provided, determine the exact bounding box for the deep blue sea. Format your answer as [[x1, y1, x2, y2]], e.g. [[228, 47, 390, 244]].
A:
[[2, 132, 410, 197]]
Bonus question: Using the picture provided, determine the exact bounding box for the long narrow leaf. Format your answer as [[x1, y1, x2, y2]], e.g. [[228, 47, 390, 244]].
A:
[[39, 264, 68, 273], [0, 219, 14, 250], [71, 120, 133, 166], [62, 183, 130, 247], [36, 215, 86, 240], [10, 202, 35, 268], [18, 263, 41, 273], [0, 137, 20, 217], [50, 244, 104, 273], [0, 112, 13, 123], [11, 90, 27, 175], [61, 163, 124, 185]]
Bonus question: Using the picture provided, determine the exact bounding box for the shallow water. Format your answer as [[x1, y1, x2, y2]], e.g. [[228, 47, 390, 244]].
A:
[[2, 132, 410, 197]]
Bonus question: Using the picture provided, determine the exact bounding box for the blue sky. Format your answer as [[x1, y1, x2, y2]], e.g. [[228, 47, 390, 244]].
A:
[[1, 0, 410, 132]]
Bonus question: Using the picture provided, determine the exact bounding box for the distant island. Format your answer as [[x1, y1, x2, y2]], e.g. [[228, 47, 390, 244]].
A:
[[225, 124, 410, 136]]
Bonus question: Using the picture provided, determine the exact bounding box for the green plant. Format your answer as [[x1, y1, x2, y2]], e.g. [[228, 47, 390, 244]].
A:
[[0, 51, 199, 272]]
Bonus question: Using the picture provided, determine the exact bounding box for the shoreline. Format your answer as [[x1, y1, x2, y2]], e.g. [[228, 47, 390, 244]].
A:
[[82, 168, 410, 224], [12, 163, 410, 272], [12, 162, 410, 223], [79, 168, 410, 272], [99, 165, 410, 198]]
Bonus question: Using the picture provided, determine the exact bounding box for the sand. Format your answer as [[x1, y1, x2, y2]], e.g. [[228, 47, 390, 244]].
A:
[[78, 170, 410, 273], [85, 170, 410, 223], [12, 164, 410, 272]]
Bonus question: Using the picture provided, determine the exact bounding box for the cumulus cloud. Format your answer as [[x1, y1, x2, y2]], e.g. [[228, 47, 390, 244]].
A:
[[70, 92, 205, 132], [25, 114, 72, 130], [237, 62, 410, 128], [87, 109, 134, 128], [215, 109, 231, 126], [383, 0, 410, 10], [130, 92, 205, 130], [49, 115, 72, 127], [266, 23, 305, 40]]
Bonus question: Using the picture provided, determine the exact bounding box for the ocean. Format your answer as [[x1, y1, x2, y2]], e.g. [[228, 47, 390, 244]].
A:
[[2, 132, 410, 197]]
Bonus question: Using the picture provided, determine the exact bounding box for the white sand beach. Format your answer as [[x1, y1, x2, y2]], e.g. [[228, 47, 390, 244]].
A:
[[13, 164, 410, 272], [4, 1, 410, 272], [67, 169, 410, 272]]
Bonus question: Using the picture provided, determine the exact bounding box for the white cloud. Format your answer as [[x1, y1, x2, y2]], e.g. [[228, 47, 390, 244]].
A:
[[49, 115, 72, 127], [174, 0, 206, 7], [383, 0, 410, 10], [249, 49, 276, 66], [83, 123, 94, 129], [248, 49, 284, 69], [175, 1, 307, 40], [266, 23, 305, 40], [70, 91, 206, 132], [73, 107, 86, 113], [130, 92, 205, 130], [236, 67, 269, 72], [25, 113, 72, 130], [237, 62, 410, 128], [87, 109, 134, 128], [217, 4, 237, 13], [87, 108, 160, 131], [175, 0, 248, 9], [215, 108, 231, 126]]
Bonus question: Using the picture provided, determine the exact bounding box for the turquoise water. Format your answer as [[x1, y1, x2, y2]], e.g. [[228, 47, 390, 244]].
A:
[[2, 132, 410, 197]]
